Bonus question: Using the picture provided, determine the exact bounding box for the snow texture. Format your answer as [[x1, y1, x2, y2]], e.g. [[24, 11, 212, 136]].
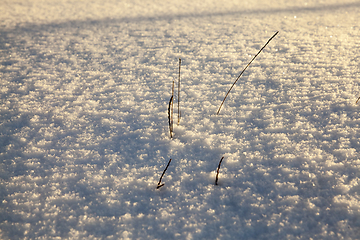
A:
[[1, 0, 360, 239]]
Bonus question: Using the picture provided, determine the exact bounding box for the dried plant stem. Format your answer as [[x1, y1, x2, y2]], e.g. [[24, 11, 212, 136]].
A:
[[217, 31, 279, 115], [178, 58, 181, 125], [356, 96, 360, 104], [157, 158, 172, 189], [168, 81, 174, 138], [215, 156, 224, 185], [171, 81, 174, 136], [168, 96, 173, 138]]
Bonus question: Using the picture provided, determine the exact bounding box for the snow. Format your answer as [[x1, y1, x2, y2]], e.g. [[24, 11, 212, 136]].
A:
[[1, 0, 360, 239]]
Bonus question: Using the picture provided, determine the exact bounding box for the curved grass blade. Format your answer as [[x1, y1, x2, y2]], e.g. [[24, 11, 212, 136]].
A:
[[168, 81, 175, 138], [215, 156, 224, 185], [168, 95, 173, 138], [157, 158, 172, 189], [217, 31, 279, 115]]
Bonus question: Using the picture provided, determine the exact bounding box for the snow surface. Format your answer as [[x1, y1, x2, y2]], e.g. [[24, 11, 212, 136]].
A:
[[1, 0, 360, 239]]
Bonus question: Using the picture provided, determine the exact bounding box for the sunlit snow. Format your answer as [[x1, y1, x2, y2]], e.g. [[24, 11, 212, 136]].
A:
[[1, 0, 360, 239]]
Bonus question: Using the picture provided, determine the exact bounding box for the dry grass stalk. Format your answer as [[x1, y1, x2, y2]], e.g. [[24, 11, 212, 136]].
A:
[[217, 31, 279, 115], [168, 81, 174, 138], [168, 95, 173, 138], [215, 156, 224, 185], [178, 58, 181, 125], [157, 158, 172, 189]]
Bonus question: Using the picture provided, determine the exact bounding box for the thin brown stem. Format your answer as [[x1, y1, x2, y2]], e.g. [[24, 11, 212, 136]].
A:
[[215, 156, 224, 185], [178, 58, 181, 125], [168, 95, 173, 138], [171, 80, 174, 136], [168, 81, 175, 138], [217, 31, 279, 115], [157, 158, 172, 189]]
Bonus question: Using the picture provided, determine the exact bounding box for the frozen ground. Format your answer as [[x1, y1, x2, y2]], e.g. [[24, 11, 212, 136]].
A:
[[1, 0, 360, 239]]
